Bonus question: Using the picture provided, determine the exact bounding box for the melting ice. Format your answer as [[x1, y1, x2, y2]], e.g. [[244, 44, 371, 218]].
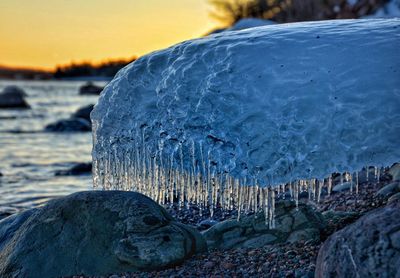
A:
[[91, 19, 400, 224]]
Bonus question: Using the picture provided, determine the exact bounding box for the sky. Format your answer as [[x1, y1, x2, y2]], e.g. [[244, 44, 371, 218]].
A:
[[0, 0, 218, 70]]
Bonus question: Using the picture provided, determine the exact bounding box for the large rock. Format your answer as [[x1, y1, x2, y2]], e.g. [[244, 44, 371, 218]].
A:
[[0, 86, 30, 109], [315, 200, 400, 278], [203, 200, 325, 250], [45, 118, 91, 132], [0, 191, 206, 278]]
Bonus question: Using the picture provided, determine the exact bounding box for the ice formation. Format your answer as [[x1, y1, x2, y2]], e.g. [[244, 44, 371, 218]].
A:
[[92, 19, 400, 221]]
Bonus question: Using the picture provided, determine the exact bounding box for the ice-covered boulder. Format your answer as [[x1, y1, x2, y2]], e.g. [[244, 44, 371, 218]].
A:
[[92, 19, 400, 210]]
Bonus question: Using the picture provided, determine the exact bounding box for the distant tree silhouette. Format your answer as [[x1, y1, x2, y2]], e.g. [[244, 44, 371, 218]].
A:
[[54, 58, 136, 79], [209, 0, 388, 25]]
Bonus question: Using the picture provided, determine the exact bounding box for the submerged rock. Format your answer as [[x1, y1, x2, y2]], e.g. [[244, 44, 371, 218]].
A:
[[79, 82, 104, 95], [0, 86, 30, 109], [45, 118, 91, 132], [45, 104, 94, 132], [55, 162, 92, 176], [0, 191, 206, 278], [315, 200, 400, 278], [72, 104, 94, 122], [203, 200, 325, 250]]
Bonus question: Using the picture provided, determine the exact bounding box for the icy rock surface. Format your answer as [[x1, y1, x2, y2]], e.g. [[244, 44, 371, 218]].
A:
[[92, 19, 400, 211]]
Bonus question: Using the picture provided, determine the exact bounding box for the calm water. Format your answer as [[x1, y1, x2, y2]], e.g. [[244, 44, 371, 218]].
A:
[[0, 80, 106, 214]]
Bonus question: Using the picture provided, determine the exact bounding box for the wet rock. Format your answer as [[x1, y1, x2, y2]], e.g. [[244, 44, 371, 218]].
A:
[[79, 82, 104, 95], [203, 200, 325, 250], [45, 118, 91, 132], [0, 207, 21, 222], [0, 209, 38, 250], [0, 86, 30, 109], [72, 104, 94, 122], [376, 181, 400, 197], [0, 191, 206, 278], [315, 200, 400, 278], [55, 162, 92, 176]]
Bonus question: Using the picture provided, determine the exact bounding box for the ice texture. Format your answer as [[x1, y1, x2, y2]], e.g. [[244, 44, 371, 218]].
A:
[[92, 19, 400, 199]]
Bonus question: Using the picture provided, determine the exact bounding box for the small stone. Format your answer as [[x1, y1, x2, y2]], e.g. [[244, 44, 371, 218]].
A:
[[221, 262, 235, 270], [332, 182, 352, 192]]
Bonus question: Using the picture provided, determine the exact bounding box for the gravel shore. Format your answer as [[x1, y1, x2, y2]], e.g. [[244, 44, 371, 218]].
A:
[[70, 169, 395, 278]]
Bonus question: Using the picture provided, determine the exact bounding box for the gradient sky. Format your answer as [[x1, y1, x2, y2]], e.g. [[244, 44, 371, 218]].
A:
[[0, 0, 218, 70]]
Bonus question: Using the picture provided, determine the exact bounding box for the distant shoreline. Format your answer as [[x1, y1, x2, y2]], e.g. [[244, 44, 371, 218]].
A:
[[0, 57, 135, 81]]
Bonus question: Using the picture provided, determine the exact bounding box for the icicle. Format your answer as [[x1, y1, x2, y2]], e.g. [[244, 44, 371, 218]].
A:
[[295, 180, 299, 210], [253, 182, 258, 216], [317, 179, 322, 203], [328, 176, 332, 196], [350, 173, 353, 193], [270, 189, 275, 229], [377, 167, 381, 183], [356, 171, 359, 194]]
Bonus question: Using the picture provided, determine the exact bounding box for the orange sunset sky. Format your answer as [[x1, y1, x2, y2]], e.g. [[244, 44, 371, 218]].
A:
[[0, 0, 218, 70]]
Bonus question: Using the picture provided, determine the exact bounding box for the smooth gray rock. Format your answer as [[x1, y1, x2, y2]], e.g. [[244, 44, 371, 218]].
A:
[[315, 200, 400, 278], [197, 219, 219, 230], [202, 200, 325, 250], [0, 86, 30, 109], [0, 191, 206, 278], [332, 182, 353, 192], [376, 181, 400, 197]]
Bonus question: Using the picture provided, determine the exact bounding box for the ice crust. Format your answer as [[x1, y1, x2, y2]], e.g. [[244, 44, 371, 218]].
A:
[[92, 19, 400, 192]]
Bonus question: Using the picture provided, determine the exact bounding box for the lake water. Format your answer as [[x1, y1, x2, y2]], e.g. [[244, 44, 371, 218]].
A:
[[0, 80, 106, 215]]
